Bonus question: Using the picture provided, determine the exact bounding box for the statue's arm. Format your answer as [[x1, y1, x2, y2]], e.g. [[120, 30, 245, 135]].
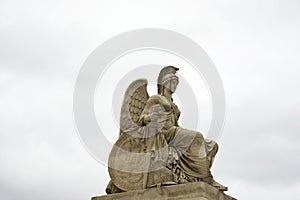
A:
[[173, 103, 181, 122], [138, 96, 160, 125]]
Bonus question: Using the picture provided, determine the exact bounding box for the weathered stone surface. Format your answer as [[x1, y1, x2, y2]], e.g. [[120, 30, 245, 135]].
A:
[[91, 182, 237, 200]]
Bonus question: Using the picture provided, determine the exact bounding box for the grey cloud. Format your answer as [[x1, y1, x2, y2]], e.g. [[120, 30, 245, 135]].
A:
[[1, 0, 300, 200]]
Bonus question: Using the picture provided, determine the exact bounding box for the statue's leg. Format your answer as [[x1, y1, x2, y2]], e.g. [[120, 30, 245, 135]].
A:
[[165, 127, 212, 180], [165, 127, 227, 191], [205, 139, 218, 169]]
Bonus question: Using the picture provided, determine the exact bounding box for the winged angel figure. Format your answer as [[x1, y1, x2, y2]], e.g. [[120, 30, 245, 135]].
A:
[[106, 66, 227, 194]]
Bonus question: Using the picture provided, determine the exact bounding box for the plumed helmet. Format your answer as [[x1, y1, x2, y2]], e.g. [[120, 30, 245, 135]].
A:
[[157, 66, 179, 95]]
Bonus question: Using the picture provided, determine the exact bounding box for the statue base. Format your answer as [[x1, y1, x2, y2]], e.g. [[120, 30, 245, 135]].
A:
[[91, 182, 237, 200]]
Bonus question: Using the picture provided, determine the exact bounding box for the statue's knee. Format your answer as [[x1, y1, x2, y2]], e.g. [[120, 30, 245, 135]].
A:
[[214, 142, 219, 151]]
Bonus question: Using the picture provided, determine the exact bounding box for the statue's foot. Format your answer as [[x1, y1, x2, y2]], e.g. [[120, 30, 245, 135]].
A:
[[210, 179, 228, 191]]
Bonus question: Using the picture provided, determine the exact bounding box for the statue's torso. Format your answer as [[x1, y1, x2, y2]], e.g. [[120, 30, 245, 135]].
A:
[[146, 95, 181, 130]]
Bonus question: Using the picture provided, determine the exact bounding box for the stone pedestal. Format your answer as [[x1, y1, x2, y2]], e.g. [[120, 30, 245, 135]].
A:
[[91, 182, 237, 200]]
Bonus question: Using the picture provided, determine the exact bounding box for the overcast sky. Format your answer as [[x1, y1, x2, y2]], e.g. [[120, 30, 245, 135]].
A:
[[1, 0, 300, 199]]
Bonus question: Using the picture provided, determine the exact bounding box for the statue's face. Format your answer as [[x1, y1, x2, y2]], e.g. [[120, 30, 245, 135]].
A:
[[169, 79, 179, 93]]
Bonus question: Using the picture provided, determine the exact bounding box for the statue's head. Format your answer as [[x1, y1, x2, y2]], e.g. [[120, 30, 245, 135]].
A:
[[157, 66, 179, 95]]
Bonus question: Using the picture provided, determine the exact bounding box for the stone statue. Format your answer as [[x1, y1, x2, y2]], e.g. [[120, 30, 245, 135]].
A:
[[106, 66, 227, 194]]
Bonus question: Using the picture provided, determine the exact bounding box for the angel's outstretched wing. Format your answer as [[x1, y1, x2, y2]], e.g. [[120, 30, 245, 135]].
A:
[[119, 79, 149, 135]]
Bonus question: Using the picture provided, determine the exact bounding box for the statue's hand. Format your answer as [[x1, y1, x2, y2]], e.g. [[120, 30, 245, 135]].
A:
[[138, 114, 151, 125]]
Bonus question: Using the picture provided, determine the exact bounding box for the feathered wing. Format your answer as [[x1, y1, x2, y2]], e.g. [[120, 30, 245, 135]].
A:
[[108, 79, 150, 192], [119, 79, 149, 135]]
